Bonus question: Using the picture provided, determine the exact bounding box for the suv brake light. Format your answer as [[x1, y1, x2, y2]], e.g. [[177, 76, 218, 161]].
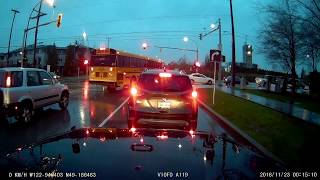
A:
[[159, 72, 172, 78], [192, 90, 197, 98], [130, 87, 138, 96], [6, 76, 11, 87]]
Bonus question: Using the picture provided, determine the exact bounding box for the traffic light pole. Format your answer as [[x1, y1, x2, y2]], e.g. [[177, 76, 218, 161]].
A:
[[21, 20, 57, 68], [7, 9, 20, 66]]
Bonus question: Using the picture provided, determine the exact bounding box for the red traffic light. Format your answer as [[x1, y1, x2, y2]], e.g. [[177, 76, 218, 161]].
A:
[[195, 61, 201, 67], [84, 60, 89, 65]]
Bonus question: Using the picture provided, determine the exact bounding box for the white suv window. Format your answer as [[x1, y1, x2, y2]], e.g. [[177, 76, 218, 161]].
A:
[[39, 71, 53, 85], [27, 71, 41, 86]]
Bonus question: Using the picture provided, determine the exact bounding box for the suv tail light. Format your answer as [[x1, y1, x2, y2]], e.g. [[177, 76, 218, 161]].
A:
[[192, 90, 198, 98], [130, 87, 138, 96], [159, 72, 172, 78], [6, 76, 11, 87]]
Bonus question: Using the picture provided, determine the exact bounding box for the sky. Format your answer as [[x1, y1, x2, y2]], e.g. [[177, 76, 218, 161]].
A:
[[0, 0, 275, 70]]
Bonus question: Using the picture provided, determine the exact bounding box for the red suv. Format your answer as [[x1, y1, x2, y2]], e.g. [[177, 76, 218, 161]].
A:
[[128, 69, 198, 130]]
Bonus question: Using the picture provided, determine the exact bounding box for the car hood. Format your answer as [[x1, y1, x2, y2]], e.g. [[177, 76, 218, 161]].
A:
[[0, 128, 283, 179]]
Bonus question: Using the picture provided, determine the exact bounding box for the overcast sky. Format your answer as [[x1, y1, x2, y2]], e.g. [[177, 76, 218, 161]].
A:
[[1, 0, 274, 70]]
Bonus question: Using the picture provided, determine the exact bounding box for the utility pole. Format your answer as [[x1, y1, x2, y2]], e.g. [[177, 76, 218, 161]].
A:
[[218, 18, 222, 85], [33, 0, 43, 67], [7, 9, 20, 66], [229, 0, 236, 87]]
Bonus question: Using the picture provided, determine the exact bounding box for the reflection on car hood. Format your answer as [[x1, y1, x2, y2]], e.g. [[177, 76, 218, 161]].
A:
[[0, 128, 283, 179]]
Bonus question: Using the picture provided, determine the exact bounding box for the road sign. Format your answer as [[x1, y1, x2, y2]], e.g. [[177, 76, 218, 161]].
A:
[[210, 49, 221, 62]]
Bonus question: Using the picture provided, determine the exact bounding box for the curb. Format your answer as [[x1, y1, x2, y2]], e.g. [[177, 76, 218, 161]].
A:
[[198, 99, 286, 166]]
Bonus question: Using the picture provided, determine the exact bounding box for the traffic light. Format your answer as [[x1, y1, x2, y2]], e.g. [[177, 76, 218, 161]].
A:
[[195, 61, 201, 67], [56, 14, 62, 28], [199, 33, 202, 40]]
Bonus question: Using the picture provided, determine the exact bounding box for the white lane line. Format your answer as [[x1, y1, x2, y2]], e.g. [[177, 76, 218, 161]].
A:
[[98, 96, 130, 127]]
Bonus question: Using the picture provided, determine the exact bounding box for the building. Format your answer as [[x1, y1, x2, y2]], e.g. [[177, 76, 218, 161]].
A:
[[242, 43, 257, 69], [243, 44, 253, 65], [0, 44, 92, 75]]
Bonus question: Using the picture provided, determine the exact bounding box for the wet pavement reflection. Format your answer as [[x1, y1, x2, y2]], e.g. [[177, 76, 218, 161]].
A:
[[0, 80, 264, 161]]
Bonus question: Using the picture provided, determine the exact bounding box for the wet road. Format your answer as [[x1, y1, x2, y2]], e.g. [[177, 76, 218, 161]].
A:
[[0, 80, 227, 156]]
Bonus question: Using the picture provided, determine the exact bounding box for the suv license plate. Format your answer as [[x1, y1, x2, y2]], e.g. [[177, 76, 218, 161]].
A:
[[158, 101, 171, 109]]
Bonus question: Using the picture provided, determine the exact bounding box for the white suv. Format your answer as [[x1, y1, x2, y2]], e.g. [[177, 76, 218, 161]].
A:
[[0, 67, 69, 123]]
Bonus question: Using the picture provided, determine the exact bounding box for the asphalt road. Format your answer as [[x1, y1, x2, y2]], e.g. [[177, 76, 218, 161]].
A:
[[0, 80, 227, 156]]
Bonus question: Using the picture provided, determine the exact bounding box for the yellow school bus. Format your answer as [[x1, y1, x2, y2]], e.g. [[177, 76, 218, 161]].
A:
[[89, 48, 162, 91]]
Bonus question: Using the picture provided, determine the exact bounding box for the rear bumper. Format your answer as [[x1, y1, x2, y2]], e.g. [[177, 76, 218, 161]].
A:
[[128, 110, 198, 129], [129, 110, 197, 122], [89, 81, 120, 88]]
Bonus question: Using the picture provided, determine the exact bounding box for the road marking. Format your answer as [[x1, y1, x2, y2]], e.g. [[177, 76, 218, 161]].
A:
[[98, 96, 130, 127]]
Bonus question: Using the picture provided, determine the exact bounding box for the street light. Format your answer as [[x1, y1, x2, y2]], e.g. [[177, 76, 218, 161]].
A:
[[82, 32, 87, 40], [183, 36, 189, 42], [30, 0, 56, 67], [44, 0, 55, 7], [21, 0, 56, 68], [142, 42, 148, 49], [210, 24, 216, 29]]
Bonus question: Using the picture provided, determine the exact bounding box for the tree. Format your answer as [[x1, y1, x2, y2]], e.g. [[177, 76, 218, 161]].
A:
[[259, 0, 303, 93], [47, 45, 58, 72], [301, 68, 306, 79], [297, 0, 320, 72], [166, 56, 193, 73]]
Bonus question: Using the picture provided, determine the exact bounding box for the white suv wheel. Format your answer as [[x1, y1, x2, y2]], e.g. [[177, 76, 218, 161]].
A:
[[59, 92, 69, 110], [18, 103, 33, 123]]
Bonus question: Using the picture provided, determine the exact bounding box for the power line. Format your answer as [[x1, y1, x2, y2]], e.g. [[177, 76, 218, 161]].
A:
[[35, 30, 200, 41], [0, 14, 227, 31]]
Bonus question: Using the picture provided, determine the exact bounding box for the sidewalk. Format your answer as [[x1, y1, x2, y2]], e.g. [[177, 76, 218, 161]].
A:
[[216, 86, 320, 126]]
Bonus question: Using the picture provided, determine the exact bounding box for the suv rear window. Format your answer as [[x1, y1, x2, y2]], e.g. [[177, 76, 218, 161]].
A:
[[139, 73, 192, 92], [0, 71, 23, 88]]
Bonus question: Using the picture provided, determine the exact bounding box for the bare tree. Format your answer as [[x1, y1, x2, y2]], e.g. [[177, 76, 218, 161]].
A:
[[297, 0, 320, 71], [259, 0, 303, 93]]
